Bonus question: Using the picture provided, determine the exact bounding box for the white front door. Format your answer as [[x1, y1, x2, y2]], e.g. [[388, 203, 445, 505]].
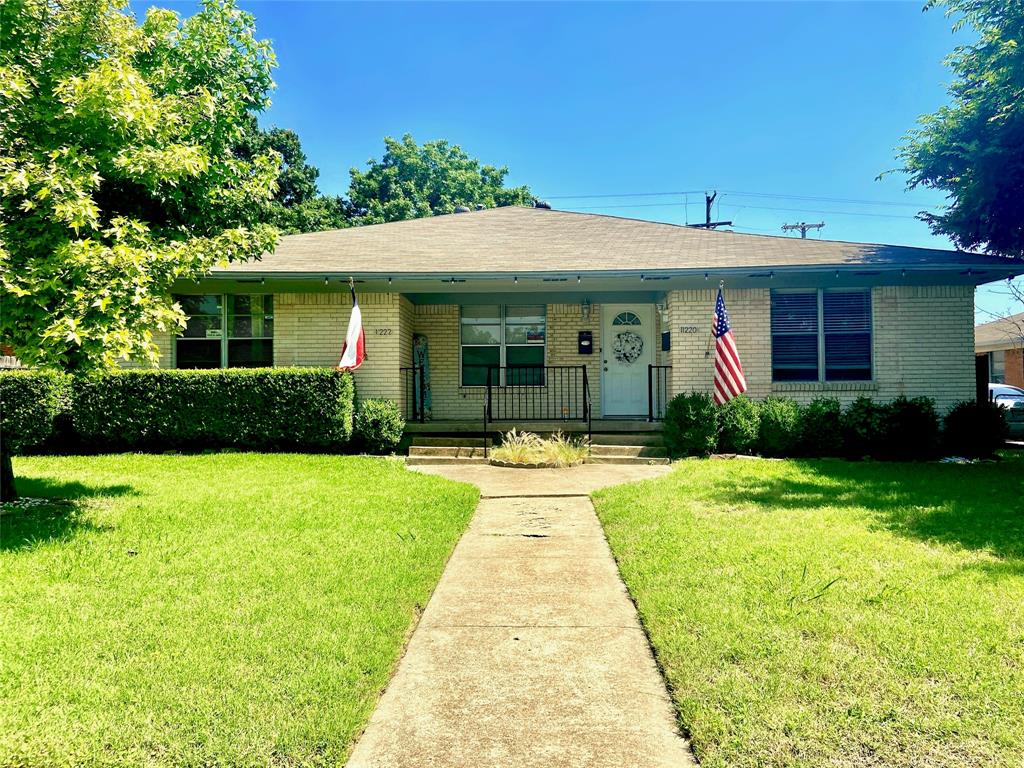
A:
[[601, 304, 655, 417]]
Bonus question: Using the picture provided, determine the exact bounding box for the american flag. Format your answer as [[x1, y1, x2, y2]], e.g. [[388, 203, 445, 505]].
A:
[[712, 286, 747, 404]]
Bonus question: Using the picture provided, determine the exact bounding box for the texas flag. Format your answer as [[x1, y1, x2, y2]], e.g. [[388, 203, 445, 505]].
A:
[[337, 284, 365, 371]]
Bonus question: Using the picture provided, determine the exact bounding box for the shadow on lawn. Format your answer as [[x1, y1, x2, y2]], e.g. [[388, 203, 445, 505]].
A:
[[1, 478, 134, 552], [710, 457, 1024, 572]]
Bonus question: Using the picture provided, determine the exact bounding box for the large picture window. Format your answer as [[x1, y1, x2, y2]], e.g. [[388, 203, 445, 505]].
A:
[[771, 289, 872, 382], [461, 305, 546, 386], [175, 294, 274, 369]]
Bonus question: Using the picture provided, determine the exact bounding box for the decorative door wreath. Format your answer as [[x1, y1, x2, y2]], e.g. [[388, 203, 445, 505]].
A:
[[613, 331, 644, 364]]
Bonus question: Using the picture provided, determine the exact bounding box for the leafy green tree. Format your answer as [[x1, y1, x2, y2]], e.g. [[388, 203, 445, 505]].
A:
[[348, 134, 533, 225], [0, 0, 280, 373], [894, 0, 1024, 258], [235, 118, 352, 233]]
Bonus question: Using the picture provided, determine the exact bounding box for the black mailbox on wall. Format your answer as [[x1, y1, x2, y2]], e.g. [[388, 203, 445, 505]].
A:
[[578, 330, 593, 354]]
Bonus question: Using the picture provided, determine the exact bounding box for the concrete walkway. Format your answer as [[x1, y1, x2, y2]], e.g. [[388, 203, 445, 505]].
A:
[[345, 464, 695, 768]]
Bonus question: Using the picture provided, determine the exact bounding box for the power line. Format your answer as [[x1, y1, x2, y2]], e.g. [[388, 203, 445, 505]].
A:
[[543, 188, 940, 209], [726, 203, 918, 220], [545, 190, 705, 200], [563, 200, 919, 220]]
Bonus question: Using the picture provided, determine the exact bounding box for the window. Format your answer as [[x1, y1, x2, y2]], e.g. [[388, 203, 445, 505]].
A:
[[990, 350, 1006, 383], [460, 305, 546, 386], [175, 294, 273, 368], [771, 289, 872, 382]]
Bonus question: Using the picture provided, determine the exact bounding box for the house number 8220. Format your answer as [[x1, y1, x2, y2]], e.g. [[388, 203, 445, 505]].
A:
[[374, 328, 393, 335]]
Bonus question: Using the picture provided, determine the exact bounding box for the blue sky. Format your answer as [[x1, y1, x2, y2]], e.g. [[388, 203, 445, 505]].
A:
[[141, 0, 1017, 320]]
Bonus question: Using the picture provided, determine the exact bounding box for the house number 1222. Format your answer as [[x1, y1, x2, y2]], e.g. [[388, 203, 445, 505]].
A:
[[374, 328, 393, 335]]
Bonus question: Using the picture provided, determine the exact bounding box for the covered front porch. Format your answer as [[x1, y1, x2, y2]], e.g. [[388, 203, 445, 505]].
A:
[[394, 288, 673, 432]]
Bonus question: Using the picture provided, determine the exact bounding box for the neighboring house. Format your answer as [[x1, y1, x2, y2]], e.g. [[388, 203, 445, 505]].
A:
[[975, 311, 1024, 388], [150, 205, 1023, 427]]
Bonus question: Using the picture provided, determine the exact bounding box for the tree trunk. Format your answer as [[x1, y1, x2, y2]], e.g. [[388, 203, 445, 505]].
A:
[[1, 449, 16, 502]]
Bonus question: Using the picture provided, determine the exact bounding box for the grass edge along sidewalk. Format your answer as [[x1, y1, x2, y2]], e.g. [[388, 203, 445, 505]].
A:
[[0, 453, 478, 767], [593, 456, 1024, 768]]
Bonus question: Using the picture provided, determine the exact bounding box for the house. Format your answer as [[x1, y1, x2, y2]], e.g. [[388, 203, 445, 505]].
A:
[[975, 311, 1024, 388], [154, 205, 1024, 431]]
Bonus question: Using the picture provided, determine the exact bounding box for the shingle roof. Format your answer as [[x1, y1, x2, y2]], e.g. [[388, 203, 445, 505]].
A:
[[215, 205, 1022, 276], [975, 311, 1024, 351]]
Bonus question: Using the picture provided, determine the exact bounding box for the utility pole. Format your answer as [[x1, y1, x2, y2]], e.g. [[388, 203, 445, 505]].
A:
[[685, 190, 732, 229], [781, 221, 825, 239]]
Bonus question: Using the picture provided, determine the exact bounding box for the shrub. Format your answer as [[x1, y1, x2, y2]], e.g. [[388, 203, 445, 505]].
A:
[[718, 395, 760, 454], [799, 396, 843, 457], [354, 398, 405, 454], [841, 396, 886, 459], [72, 368, 354, 452], [879, 396, 940, 461], [757, 396, 801, 457], [943, 400, 1008, 458], [0, 370, 70, 453], [663, 392, 718, 457]]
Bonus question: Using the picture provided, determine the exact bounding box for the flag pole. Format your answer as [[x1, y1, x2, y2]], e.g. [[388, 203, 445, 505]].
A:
[[705, 280, 724, 359]]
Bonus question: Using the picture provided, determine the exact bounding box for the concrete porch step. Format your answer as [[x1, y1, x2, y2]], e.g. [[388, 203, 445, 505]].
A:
[[409, 446, 488, 458], [406, 455, 489, 466], [411, 436, 488, 448], [586, 456, 671, 466], [589, 445, 668, 458], [589, 433, 665, 447]]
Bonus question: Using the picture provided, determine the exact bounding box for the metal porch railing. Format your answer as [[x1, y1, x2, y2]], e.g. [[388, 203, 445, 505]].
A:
[[399, 366, 426, 423], [648, 364, 672, 421], [480, 365, 592, 457]]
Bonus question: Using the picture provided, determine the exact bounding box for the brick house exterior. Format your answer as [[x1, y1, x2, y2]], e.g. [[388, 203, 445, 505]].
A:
[[152, 206, 1023, 423], [975, 312, 1024, 389]]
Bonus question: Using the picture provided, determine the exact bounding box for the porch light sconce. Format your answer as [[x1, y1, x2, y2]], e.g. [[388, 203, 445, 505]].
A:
[[323, 277, 329, 286], [704, 272, 709, 281], [580, 298, 592, 321], [901, 269, 907, 278], [655, 301, 669, 324]]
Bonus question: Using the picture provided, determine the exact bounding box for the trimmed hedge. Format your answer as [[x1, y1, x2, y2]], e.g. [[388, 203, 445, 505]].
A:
[[757, 396, 801, 457], [73, 368, 354, 451], [664, 392, 719, 457], [354, 398, 405, 455], [943, 400, 1008, 458], [0, 370, 70, 453], [841, 396, 886, 459], [800, 397, 843, 457], [879, 396, 941, 461], [718, 395, 760, 454]]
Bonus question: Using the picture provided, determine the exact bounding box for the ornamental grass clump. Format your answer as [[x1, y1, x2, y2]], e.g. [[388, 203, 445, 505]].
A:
[[541, 431, 590, 466], [492, 429, 544, 464], [492, 430, 588, 467]]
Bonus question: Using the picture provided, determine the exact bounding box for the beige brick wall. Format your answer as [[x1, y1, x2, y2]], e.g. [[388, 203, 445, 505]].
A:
[[666, 285, 975, 412], [274, 291, 404, 402], [122, 329, 175, 368], [152, 284, 976, 417]]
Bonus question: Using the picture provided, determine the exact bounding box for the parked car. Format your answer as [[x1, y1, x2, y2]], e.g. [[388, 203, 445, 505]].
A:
[[989, 383, 1024, 438]]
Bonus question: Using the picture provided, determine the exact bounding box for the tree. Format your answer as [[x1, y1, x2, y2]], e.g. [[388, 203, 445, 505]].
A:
[[235, 118, 352, 233], [0, 0, 279, 373], [347, 134, 533, 225], [0, 0, 280, 498], [894, 0, 1024, 259]]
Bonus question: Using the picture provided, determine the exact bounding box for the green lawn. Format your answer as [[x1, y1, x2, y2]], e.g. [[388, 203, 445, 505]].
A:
[[0, 454, 478, 767], [593, 455, 1024, 768]]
